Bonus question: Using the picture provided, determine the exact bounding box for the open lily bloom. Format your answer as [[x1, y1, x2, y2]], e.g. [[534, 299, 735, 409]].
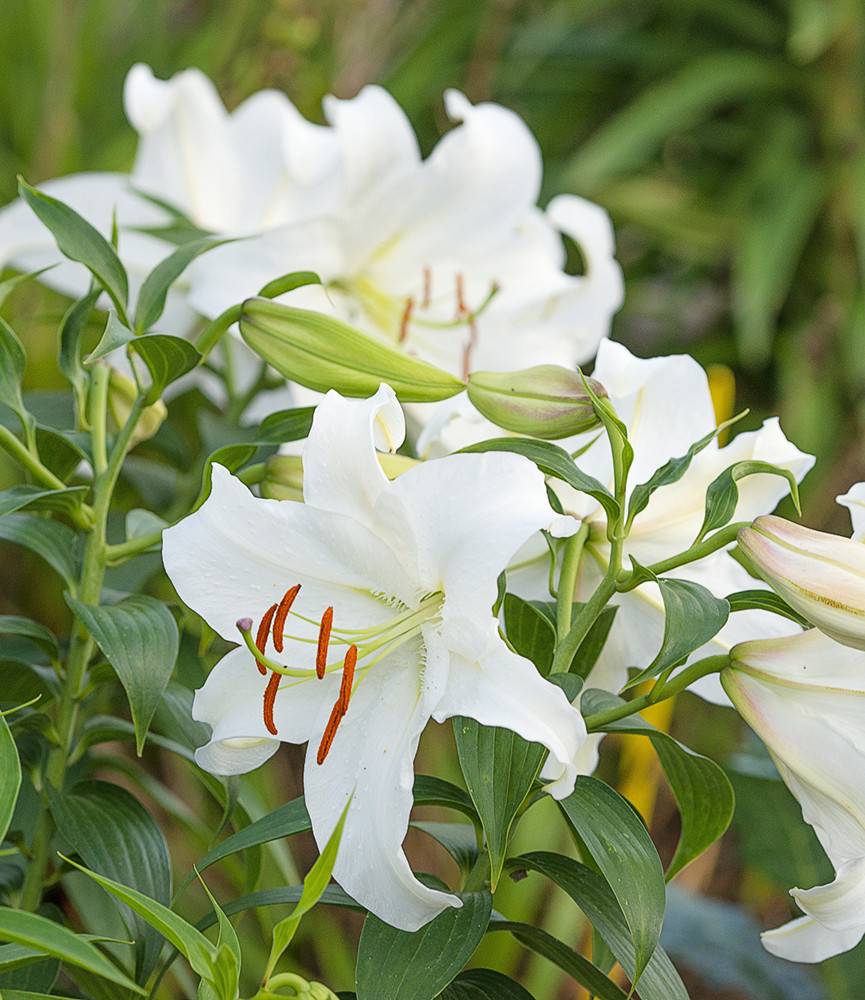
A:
[[162, 384, 586, 930], [504, 341, 814, 708], [723, 628, 865, 962], [187, 87, 623, 382], [0, 63, 339, 318]]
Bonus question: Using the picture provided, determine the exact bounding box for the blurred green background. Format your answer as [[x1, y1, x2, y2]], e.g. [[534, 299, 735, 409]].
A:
[[1, 1, 863, 997]]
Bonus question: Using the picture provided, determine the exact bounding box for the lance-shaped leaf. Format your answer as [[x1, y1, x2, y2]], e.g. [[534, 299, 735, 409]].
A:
[[511, 853, 687, 1000], [50, 781, 171, 980], [0, 318, 30, 431], [725, 588, 808, 626], [258, 406, 316, 444], [58, 290, 100, 405], [624, 568, 729, 688], [0, 616, 58, 659], [0, 514, 79, 587], [583, 689, 735, 879], [696, 459, 800, 543], [130, 334, 201, 404], [355, 891, 492, 1000], [18, 179, 128, 319], [263, 800, 349, 981], [0, 264, 55, 310], [440, 969, 536, 999], [0, 713, 21, 843], [135, 237, 235, 333], [0, 909, 144, 994], [557, 777, 666, 985], [460, 437, 619, 524], [503, 595, 555, 676], [453, 718, 544, 889], [65, 594, 179, 754], [0, 485, 89, 518], [240, 299, 465, 402], [85, 312, 134, 365]]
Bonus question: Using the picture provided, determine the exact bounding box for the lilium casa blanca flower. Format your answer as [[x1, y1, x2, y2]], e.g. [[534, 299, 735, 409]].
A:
[[723, 627, 865, 962], [162, 384, 587, 931], [186, 86, 624, 384], [497, 341, 815, 709]]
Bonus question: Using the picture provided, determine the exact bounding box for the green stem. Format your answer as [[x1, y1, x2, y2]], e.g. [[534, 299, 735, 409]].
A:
[[556, 523, 588, 641], [616, 522, 747, 590], [195, 303, 241, 360], [583, 654, 730, 731], [105, 528, 164, 564], [88, 364, 110, 475]]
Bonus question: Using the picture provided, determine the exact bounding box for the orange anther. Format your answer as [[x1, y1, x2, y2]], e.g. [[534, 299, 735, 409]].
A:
[[254, 603, 278, 675], [263, 671, 281, 735], [316, 699, 343, 765], [316, 606, 334, 679], [399, 297, 414, 343], [339, 645, 357, 716], [272, 584, 301, 653]]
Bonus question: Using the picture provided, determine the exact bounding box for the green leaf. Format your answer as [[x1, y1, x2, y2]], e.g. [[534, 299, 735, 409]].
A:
[[197, 885, 359, 931], [257, 406, 316, 444], [196, 877, 240, 1000], [34, 426, 87, 482], [626, 413, 745, 528], [440, 968, 536, 999], [193, 443, 259, 511], [0, 713, 21, 843], [134, 237, 235, 333], [557, 777, 666, 984], [583, 689, 735, 879], [0, 317, 28, 426], [18, 179, 128, 318], [0, 908, 144, 994], [60, 855, 216, 983], [453, 718, 544, 889], [725, 588, 809, 626], [512, 853, 687, 1000], [0, 264, 56, 310], [0, 485, 89, 518], [460, 438, 619, 524], [355, 891, 492, 1000], [50, 781, 172, 980], [487, 920, 627, 1000], [697, 459, 800, 542], [264, 799, 349, 980], [503, 594, 555, 676], [625, 572, 730, 688], [0, 616, 58, 658], [58, 290, 100, 407], [129, 334, 201, 404], [257, 269, 323, 300], [0, 514, 78, 586], [84, 311, 134, 365], [571, 605, 617, 678], [65, 594, 179, 754], [412, 822, 479, 875]]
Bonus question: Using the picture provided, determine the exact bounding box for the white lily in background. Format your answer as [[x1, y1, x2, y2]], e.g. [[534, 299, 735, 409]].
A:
[[0, 63, 339, 321], [186, 86, 624, 383], [723, 628, 865, 962], [162, 384, 586, 931], [505, 341, 814, 707], [838, 482, 865, 541]]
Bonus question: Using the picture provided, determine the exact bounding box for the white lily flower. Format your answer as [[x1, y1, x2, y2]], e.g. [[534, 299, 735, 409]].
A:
[[0, 63, 338, 318], [723, 628, 865, 962], [186, 87, 624, 383], [838, 482, 865, 541], [162, 384, 586, 930], [508, 341, 814, 711], [739, 513, 865, 651]]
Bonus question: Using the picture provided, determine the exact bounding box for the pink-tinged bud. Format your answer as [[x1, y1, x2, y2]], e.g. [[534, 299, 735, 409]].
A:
[[738, 515, 865, 651], [236, 617, 254, 633]]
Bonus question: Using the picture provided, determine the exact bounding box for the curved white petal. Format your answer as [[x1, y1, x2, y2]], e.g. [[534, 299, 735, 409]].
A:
[[838, 482, 865, 542], [303, 637, 457, 931], [792, 858, 865, 935], [762, 912, 865, 963], [302, 385, 405, 531], [432, 627, 586, 799], [192, 647, 339, 775], [383, 450, 574, 646], [162, 464, 414, 644]]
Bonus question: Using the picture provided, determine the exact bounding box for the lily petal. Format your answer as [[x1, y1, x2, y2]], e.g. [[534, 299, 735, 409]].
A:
[[303, 637, 458, 931], [762, 912, 865, 964], [837, 482, 865, 542]]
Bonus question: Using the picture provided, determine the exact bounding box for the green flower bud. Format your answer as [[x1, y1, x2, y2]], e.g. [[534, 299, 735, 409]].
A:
[[107, 369, 166, 446], [466, 365, 606, 439], [261, 451, 418, 501], [240, 298, 465, 402]]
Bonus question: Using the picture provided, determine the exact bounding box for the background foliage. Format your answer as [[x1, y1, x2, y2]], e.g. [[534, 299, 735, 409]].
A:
[[0, 1, 862, 997]]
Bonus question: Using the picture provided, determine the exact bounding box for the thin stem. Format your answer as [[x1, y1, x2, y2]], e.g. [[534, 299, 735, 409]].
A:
[[616, 521, 747, 591], [550, 548, 619, 676], [88, 364, 110, 475], [105, 528, 164, 564], [583, 654, 730, 731], [195, 303, 242, 360], [556, 523, 588, 640]]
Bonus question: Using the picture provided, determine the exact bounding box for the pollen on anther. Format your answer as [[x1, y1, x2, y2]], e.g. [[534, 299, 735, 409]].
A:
[[272, 584, 301, 653], [263, 671, 281, 735], [316, 699, 343, 765], [254, 603, 278, 675], [339, 645, 357, 716], [399, 297, 414, 343], [422, 266, 432, 309], [316, 606, 334, 679]]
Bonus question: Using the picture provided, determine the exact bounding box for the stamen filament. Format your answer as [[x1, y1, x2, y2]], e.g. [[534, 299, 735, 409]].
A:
[[237, 621, 314, 678], [316, 607, 334, 679], [254, 604, 278, 675], [272, 584, 301, 653]]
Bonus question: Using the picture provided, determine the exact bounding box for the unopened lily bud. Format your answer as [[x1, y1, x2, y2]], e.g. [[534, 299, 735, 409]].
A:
[[261, 451, 419, 501], [739, 514, 865, 650], [107, 369, 166, 445], [240, 298, 465, 402], [466, 366, 605, 439]]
